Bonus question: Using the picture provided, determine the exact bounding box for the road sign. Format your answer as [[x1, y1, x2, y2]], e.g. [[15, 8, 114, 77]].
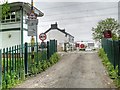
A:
[[26, 11, 38, 36], [28, 12, 37, 19], [39, 33, 46, 41], [27, 18, 38, 36], [103, 30, 112, 38], [27, 19, 38, 25], [28, 24, 37, 36], [80, 44, 85, 48]]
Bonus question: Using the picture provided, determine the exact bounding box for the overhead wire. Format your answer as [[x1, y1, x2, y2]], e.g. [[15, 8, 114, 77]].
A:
[[39, 14, 117, 28], [39, 6, 118, 23], [36, 4, 118, 28], [44, 6, 118, 16], [38, 2, 91, 10], [40, 12, 117, 22]]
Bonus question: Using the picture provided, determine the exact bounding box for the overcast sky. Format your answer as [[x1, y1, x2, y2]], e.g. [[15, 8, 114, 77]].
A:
[[7, 0, 119, 42]]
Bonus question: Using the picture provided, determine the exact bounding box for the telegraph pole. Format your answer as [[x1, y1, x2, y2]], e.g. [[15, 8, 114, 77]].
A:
[[26, 0, 38, 64], [31, 0, 33, 11], [31, 0, 35, 64]]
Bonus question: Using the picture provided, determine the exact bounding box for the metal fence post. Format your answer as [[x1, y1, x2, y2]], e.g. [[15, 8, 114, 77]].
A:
[[116, 41, 119, 68], [0, 49, 2, 89], [101, 38, 103, 48], [15, 46, 17, 72], [55, 40, 57, 52], [53, 39, 55, 53], [118, 40, 120, 76], [113, 40, 115, 69], [36, 42, 38, 65], [9, 47, 12, 79], [12, 46, 14, 72], [6, 48, 8, 73], [47, 41, 50, 60], [50, 40, 52, 57], [51, 40, 54, 55], [24, 43, 28, 75]]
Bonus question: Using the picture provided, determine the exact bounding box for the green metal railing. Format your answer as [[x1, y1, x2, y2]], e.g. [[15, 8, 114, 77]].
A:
[[2, 45, 24, 89], [0, 39, 57, 89], [101, 38, 120, 74]]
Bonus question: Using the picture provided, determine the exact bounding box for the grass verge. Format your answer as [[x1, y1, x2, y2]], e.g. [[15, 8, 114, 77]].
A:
[[98, 48, 120, 88]]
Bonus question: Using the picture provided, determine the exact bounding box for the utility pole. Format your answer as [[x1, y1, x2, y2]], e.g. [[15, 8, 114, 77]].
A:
[[31, 0, 35, 64], [25, 0, 38, 64]]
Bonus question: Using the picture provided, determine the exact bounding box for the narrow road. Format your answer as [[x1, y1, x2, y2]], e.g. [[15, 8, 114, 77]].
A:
[[16, 51, 115, 88]]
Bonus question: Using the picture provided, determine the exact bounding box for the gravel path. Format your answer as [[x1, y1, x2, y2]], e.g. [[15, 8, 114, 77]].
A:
[[15, 51, 115, 88]]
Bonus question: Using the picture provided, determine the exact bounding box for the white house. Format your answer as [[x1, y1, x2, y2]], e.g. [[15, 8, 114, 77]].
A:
[[44, 22, 74, 51], [0, 2, 44, 49]]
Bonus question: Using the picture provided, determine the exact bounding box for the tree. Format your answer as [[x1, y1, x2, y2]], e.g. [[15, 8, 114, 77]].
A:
[[0, 1, 10, 20], [92, 18, 120, 41]]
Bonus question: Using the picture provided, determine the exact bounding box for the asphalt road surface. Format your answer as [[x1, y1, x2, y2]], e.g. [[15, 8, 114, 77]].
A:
[[15, 51, 115, 88]]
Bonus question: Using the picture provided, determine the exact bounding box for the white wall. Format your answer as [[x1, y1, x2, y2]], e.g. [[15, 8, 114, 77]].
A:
[[0, 22, 37, 49], [46, 29, 67, 44], [1, 31, 21, 48], [46, 29, 75, 51], [2, 22, 20, 29], [23, 30, 35, 43], [0, 22, 21, 48]]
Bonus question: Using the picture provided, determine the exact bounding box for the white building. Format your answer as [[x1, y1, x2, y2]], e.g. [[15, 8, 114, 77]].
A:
[[0, 2, 44, 49], [44, 22, 74, 51]]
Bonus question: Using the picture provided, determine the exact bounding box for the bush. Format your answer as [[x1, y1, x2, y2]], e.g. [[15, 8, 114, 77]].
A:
[[29, 53, 60, 74], [41, 53, 60, 71], [2, 71, 24, 89], [41, 60, 49, 71], [37, 61, 43, 73], [49, 53, 60, 65]]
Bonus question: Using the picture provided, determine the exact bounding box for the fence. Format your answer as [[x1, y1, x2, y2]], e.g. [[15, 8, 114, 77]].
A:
[[0, 39, 57, 89], [101, 38, 120, 75]]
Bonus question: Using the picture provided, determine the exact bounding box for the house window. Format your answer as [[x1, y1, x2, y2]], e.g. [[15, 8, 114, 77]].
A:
[[16, 11, 20, 21], [11, 12, 15, 22], [6, 14, 10, 19], [1, 16, 5, 23], [2, 16, 5, 19], [1, 11, 21, 23], [6, 14, 10, 22]]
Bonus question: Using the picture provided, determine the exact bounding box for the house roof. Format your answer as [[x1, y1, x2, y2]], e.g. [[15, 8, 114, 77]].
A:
[[4, 2, 44, 17], [44, 22, 74, 38]]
